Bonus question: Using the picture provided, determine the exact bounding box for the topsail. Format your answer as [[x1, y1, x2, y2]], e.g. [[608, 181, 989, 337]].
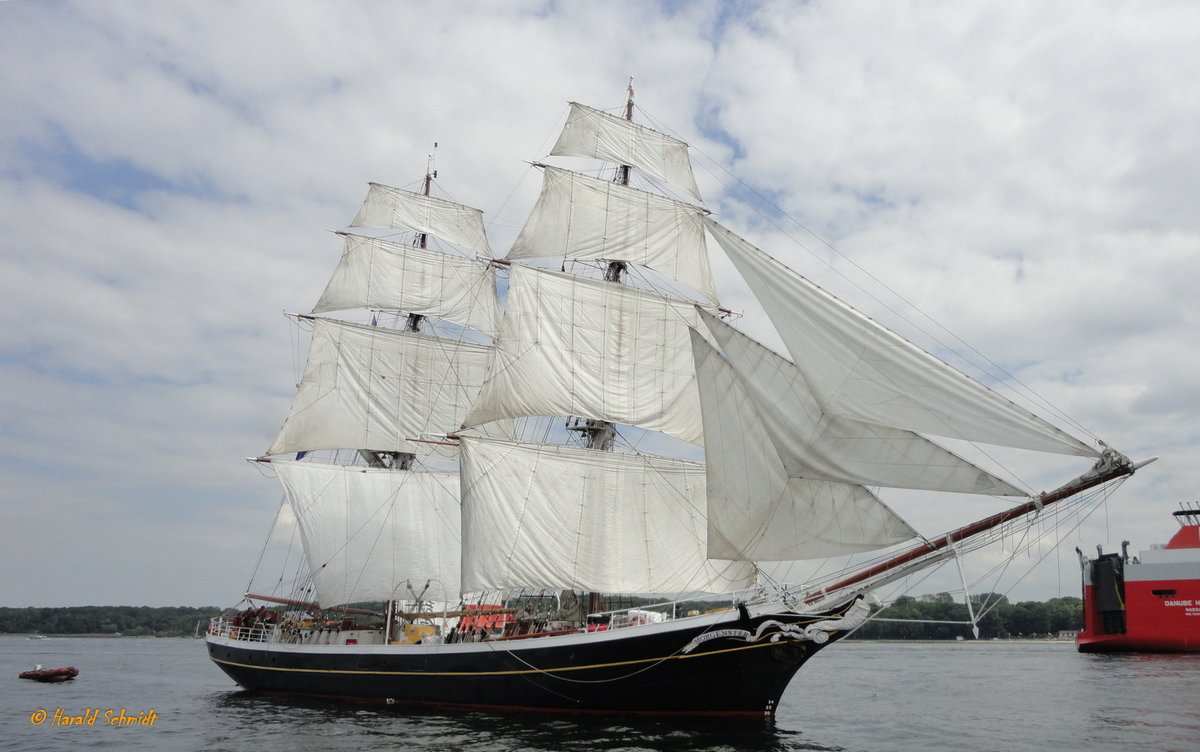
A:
[[551, 102, 702, 201], [462, 264, 717, 446], [351, 182, 492, 257], [266, 317, 503, 458], [314, 232, 501, 337], [507, 166, 716, 301]]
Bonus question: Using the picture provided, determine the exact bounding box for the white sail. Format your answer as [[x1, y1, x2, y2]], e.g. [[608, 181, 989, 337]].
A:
[[273, 460, 461, 607], [461, 264, 715, 446], [458, 437, 755, 593], [312, 232, 501, 337], [704, 217, 1099, 458], [551, 102, 702, 201], [690, 329, 918, 561], [266, 318, 503, 457], [697, 310, 1025, 496], [351, 182, 493, 257], [506, 166, 716, 301]]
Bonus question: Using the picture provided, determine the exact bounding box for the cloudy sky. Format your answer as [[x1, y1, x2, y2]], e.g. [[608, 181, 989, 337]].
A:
[[1, 0, 1196, 608]]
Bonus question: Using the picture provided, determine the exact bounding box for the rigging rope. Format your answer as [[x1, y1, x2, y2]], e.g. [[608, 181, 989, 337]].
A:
[[243, 491, 289, 603], [636, 104, 1099, 446]]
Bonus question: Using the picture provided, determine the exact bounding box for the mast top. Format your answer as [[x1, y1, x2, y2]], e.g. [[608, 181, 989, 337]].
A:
[[424, 142, 438, 196]]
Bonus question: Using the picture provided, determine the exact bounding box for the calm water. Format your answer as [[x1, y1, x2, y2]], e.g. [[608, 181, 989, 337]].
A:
[[3, 636, 1199, 752]]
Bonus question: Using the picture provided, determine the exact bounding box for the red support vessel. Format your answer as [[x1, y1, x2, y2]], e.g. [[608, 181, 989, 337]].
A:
[[1077, 504, 1200, 652]]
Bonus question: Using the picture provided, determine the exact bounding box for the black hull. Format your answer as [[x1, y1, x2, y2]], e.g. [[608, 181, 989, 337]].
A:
[[207, 604, 852, 717]]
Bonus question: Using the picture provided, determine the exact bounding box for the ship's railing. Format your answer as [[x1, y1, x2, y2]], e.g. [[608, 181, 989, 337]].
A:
[[208, 615, 394, 646], [208, 617, 277, 643], [587, 597, 740, 632], [207, 587, 804, 644], [581, 583, 833, 630]]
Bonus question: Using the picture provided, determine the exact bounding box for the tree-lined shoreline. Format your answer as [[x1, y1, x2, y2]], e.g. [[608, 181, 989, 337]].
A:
[[1, 606, 220, 637], [851, 593, 1082, 640], [1, 594, 1083, 640]]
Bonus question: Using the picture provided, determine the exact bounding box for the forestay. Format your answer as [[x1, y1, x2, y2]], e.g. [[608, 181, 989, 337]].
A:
[[704, 217, 1099, 457], [551, 102, 702, 201], [461, 264, 717, 446], [267, 318, 503, 457], [273, 460, 461, 607], [313, 232, 501, 337], [458, 437, 755, 594], [351, 182, 493, 258], [689, 329, 918, 561], [506, 166, 716, 302]]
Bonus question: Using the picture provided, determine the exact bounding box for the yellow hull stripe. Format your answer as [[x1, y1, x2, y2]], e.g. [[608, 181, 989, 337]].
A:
[[212, 637, 800, 678]]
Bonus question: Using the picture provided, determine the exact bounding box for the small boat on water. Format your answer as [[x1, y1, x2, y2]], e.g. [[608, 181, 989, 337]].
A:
[[1077, 504, 1200, 652], [19, 665, 79, 682]]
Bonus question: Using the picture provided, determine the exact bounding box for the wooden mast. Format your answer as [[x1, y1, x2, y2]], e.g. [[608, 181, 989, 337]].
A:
[[405, 144, 437, 333], [568, 81, 636, 454], [573, 80, 637, 616], [605, 77, 634, 285], [355, 149, 441, 472], [376, 147, 444, 639], [359, 147, 440, 473]]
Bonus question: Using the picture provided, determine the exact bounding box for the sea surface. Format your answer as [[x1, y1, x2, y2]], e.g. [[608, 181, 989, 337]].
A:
[[3, 636, 1199, 752]]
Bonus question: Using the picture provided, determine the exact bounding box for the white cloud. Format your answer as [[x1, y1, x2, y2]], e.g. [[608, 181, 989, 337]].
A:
[[0, 0, 1194, 606]]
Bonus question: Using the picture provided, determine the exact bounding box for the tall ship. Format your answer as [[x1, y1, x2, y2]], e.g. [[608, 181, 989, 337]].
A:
[[206, 86, 1151, 716], [1077, 504, 1200, 652]]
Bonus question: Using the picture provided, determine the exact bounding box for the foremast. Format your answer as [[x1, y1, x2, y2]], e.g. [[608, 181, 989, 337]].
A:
[[361, 145, 439, 472], [258, 150, 503, 613]]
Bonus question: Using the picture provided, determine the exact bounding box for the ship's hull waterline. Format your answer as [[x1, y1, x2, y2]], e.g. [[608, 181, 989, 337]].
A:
[[205, 602, 849, 717]]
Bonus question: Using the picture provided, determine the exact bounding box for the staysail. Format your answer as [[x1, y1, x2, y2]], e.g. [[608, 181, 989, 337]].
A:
[[689, 327, 920, 561], [695, 309, 1024, 496], [703, 216, 1099, 457]]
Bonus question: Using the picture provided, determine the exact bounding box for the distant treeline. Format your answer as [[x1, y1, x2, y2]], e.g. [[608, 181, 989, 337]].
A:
[[850, 593, 1082, 640], [1, 594, 1083, 640], [0, 606, 221, 637]]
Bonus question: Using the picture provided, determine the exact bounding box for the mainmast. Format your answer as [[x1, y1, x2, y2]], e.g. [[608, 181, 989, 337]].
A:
[[568, 81, 635, 454], [573, 80, 635, 614], [405, 144, 438, 333], [606, 78, 634, 285]]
